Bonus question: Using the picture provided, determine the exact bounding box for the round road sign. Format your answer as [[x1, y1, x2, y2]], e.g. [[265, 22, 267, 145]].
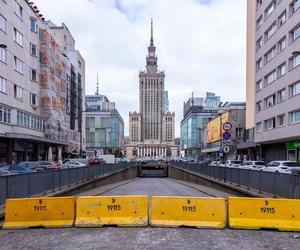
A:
[[223, 122, 232, 131], [222, 145, 230, 154]]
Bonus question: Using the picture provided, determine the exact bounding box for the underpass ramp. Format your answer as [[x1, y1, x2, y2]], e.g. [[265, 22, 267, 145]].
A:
[[75, 196, 148, 227], [228, 197, 300, 231], [150, 196, 226, 229], [3, 197, 75, 229]]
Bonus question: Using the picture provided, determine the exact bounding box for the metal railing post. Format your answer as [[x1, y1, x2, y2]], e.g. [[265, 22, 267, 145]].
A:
[[59, 170, 62, 190], [27, 174, 30, 197]]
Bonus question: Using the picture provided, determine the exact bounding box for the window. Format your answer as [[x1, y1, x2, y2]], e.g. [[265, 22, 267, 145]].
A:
[[0, 14, 6, 32], [235, 128, 242, 139], [290, 0, 300, 14], [277, 36, 286, 52], [265, 22, 276, 41], [256, 15, 263, 29], [277, 63, 286, 77], [14, 85, 23, 100], [290, 24, 300, 41], [256, 80, 262, 91], [30, 43, 37, 57], [256, 37, 263, 51], [256, 122, 263, 133], [291, 53, 300, 68], [30, 18, 38, 33], [14, 0, 22, 18], [0, 47, 6, 63], [256, 101, 262, 112], [277, 114, 286, 127], [30, 93, 37, 106], [265, 118, 276, 130], [265, 94, 276, 108], [265, 1, 276, 18], [256, 58, 262, 71], [290, 81, 300, 97], [0, 76, 6, 93], [30, 69, 37, 81], [278, 11, 286, 27], [14, 56, 23, 73], [277, 89, 286, 102], [264, 70, 276, 86], [264, 46, 276, 63], [0, 105, 11, 124], [290, 110, 300, 124], [13, 28, 23, 46]]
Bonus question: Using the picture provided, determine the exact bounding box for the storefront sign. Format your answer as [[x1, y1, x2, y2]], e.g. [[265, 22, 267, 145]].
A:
[[286, 141, 300, 150]]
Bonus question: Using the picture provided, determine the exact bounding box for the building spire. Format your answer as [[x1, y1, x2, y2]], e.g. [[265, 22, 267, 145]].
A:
[[96, 73, 99, 95], [150, 18, 154, 47]]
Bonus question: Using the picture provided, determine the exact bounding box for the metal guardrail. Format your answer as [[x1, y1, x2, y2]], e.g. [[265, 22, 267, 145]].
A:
[[171, 162, 300, 199], [0, 162, 136, 208]]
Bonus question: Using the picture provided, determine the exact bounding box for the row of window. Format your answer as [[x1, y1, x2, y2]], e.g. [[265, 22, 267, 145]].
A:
[[257, 0, 299, 30], [256, 81, 300, 112], [256, 22, 300, 66], [0, 75, 38, 106], [17, 110, 44, 131], [256, 109, 300, 132], [256, 53, 300, 91]]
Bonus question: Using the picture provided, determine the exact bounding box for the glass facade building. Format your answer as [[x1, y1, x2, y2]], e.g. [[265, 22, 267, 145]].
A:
[[85, 95, 124, 155], [180, 93, 221, 158]]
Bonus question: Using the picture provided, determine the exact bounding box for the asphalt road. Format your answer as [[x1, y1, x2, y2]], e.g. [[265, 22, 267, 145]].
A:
[[91, 178, 213, 197]]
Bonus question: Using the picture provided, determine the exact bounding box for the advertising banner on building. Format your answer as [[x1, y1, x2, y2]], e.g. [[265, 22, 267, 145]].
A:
[[207, 112, 229, 143]]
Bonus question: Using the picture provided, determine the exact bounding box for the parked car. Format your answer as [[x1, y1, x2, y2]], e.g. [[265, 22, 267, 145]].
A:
[[18, 161, 45, 172], [262, 161, 300, 174], [209, 161, 218, 166], [37, 161, 60, 170], [62, 159, 86, 168], [241, 161, 266, 170], [0, 168, 11, 176], [8, 165, 35, 174], [223, 160, 243, 168]]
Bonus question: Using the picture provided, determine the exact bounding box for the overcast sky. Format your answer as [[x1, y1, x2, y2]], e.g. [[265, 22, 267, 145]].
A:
[[34, 0, 247, 137]]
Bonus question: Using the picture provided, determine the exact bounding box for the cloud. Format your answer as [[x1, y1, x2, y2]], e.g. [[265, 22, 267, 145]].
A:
[[34, 0, 246, 137]]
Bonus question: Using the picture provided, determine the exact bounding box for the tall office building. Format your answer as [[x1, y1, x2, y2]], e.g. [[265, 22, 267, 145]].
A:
[[126, 21, 178, 159], [253, 0, 300, 163], [85, 92, 124, 157]]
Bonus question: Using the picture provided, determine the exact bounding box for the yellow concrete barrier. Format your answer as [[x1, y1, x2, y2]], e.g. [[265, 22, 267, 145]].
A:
[[150, 196, 226, 228], [3, 197, 75, 229], [75, 196, 148, 227], [228, 197, 300, 231]]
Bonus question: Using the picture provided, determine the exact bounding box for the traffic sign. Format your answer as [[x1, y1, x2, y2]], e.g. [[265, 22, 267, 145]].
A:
[[222, 145, 230, 154], [223, 132, 231, 140], [223, 122, 232, 131]]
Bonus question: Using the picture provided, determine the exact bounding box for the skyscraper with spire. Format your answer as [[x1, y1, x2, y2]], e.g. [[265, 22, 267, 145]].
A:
[[126, 20, 178, 159]]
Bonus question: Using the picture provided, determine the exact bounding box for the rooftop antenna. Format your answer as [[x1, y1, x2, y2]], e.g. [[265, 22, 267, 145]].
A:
[[96, 73, 99, 95], [150, 18, 154, 46]]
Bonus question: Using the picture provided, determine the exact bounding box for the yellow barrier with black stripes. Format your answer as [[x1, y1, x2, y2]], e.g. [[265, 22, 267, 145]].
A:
[[3, 197, 75, 229], [75, 196, 148, 227], [228, 197, 300, 231], [151, 196, 226, 229]]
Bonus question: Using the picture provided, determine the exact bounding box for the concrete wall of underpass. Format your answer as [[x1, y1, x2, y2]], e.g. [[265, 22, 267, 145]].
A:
[[53, 166, 138, 196], [168, 165, 264, 197]]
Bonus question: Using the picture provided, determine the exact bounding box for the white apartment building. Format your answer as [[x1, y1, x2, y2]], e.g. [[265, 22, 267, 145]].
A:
[[0, 0, 85, 163]]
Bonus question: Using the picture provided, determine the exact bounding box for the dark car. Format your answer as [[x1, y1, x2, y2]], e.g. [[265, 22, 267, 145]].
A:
[[8, 165, 35, 174], [18, 161, 45, 172]]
